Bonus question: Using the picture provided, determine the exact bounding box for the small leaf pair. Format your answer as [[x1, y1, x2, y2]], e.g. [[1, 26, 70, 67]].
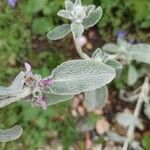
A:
[[47, 0, 102, 40], [92, 48, 122, 71]]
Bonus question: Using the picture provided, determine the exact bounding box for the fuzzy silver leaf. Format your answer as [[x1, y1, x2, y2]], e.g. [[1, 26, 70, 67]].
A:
[[47, 24, 71, 40], [84, 86, 108, 111], [0, 125, 23, 142], [83, 7, 103, 29], [45, 59, 116, 95]]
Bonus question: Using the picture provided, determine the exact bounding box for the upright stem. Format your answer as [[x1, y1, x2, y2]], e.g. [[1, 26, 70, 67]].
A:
[[122, 76, 149, 150], [73, 37, 90, 59]]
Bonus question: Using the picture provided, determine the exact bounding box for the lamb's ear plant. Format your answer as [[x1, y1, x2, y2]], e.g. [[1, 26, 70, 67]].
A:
[[0, 0, 118, 142], [48, 1, 150, 149], [102, 36, 150, 149], [102, 37, 150, 85], [1, 0, 149, 148], [47, 0, 102, 59], [47, 0, 122, 111], [112, 76, 149, 150]]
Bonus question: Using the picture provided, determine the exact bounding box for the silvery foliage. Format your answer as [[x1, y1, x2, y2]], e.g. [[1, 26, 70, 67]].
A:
[[116, 112, 143, 130], [105, 116, 144, 150], [92, 48, 122, 71], [84, 86, 108, 111], [130, 141, 144, 150], [102, 38, 150, 85], [114, 77, 149, 150], [0, 58, 116, 142], [119, 90, 139, 102], [45, 59, 116, 95], [47, 0, 102, 40], [84, 48, 122, 111], [0, 60, 116, 108], [0, 0, 112, 143], [105, 132, 143, 150], [128, 65, 138, 86], [0, 125, 23, 142], [120, 77, 150, 121], [105, 132, 126, 143]]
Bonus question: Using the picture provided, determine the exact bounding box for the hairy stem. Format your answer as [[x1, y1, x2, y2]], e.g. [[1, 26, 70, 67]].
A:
[[73, 37, 90, 59], [0, 88, 32, 108], [122, 76, 149, 150]]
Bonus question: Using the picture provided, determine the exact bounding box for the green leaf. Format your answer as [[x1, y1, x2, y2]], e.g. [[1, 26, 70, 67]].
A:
[[142, 136, 150, 150], [71, 23, 84, 38], [27, 0, 48, 14], [128, 44, 150, 64], [47, 24, 71, 40], [87, 113, 100, 127], [32, 17, 53, 34], [83, 7, 103, 29], [0, 125, 23, 142], [44, 93, 73, 106], [22, 106, 40, 121], [45, 59, 115, 95], [84, 86, 108, 111], [128, 65, 138, 86], [140, 20, 150, 28]]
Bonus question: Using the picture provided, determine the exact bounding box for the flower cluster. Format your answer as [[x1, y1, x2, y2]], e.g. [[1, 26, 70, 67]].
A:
[[24, 62, 54, 109], [0, 62, 54, 109]]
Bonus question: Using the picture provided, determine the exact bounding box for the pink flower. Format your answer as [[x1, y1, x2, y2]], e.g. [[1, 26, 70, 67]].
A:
[[24, 62, 31, 72], [38, 96, 47, 110], [41, 79, 54, 87], [79, 35, 87, 47]]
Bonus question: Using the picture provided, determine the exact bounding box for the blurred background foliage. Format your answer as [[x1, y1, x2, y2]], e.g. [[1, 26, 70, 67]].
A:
[[0, 0, 150, 149]]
